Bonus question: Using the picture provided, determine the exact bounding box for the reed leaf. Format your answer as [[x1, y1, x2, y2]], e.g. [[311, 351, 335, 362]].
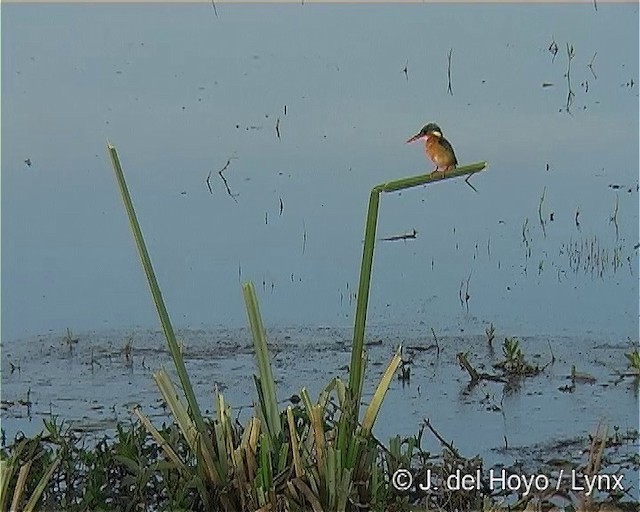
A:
[[292, 478, 324, 512], [242, 282, 282, 443], [0, 460, 10, 510], [337, 466, 353, 512], [286, 407, 304, 478], [133, 407, 186, 472], [23, 456, 61, 512], [10, 461, 31, 512], [153, 368, 223, 486], [257, 433, 276, 510], [361, 347, 403, 435], [107, 143, 218, 477]]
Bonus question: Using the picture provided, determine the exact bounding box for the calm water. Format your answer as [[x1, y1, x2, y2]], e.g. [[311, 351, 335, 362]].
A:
[[1, 2, 639, 491]]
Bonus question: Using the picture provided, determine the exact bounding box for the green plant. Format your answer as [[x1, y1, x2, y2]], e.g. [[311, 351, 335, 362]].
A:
[[625, 349, 640, 372], [502, 337, 522, 362], [485, 323, 495, 345], [106, 142, 488, 510], [495, 337, 538, 377], [107, 142, 424, 510]]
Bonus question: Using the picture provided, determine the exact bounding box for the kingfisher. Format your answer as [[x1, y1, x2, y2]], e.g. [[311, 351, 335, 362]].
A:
[[406, 123, 458, 175]]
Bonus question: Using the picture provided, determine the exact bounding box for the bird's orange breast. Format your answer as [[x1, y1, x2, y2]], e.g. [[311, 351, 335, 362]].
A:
[[425, 137, 457, 167]]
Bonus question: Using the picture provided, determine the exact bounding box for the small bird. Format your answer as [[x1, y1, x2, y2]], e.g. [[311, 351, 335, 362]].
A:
[[406, 123, 458, 175]]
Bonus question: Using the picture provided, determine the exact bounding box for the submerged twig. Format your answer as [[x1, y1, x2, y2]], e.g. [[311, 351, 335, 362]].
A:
[[430, 327, 440, 356], [522, 217, 530, 246], [610, 195, 619, 240], [423, 418, 459, 457], [538, 187, 547, 238], [217, 158, 237, 201], [381, 229, 417, 242], [564, 43, 576, 113], [206, 171, 213, 194], [302, 219, 307, 255], [464, 271, 471, 312], [587, 52, 597, 79], [210, 0, 218, 17], [464, 172, 479, 193], [548, 36, 558, 63], [446, 48, 454, 96], [456, 352, 507, 386], [275, 118, 281, 140]]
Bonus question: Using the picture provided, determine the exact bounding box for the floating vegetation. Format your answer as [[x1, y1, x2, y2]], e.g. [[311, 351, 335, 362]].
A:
[[624, 350, 640, 373], [494, 337, 543, 379]]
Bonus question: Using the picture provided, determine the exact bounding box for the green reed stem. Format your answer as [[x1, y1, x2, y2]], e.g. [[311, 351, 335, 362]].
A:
[[106, 143, 218, 468], [348, 161, 488, 420], [242, 282, 282, 443]]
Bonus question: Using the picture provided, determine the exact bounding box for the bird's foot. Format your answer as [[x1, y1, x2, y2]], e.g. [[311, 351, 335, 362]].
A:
[[429, 167, 451, 177]]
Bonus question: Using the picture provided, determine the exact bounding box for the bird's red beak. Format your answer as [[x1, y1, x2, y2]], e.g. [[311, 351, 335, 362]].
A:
[[406, 133, 422, 144]]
